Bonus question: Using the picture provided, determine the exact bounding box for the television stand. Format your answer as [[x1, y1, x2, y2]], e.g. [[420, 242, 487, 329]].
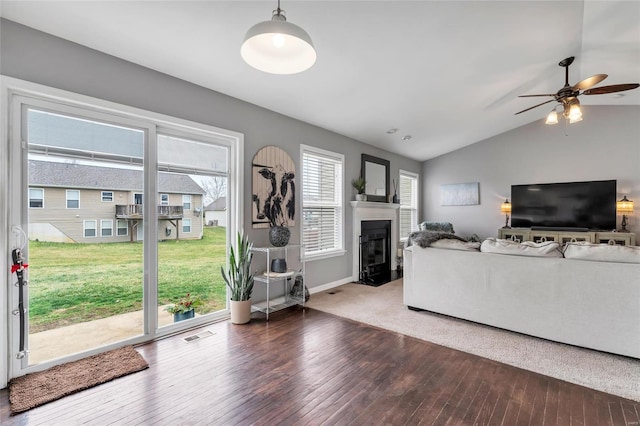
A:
[[498, 228, 635, 246], [531, 226, 589, 232]]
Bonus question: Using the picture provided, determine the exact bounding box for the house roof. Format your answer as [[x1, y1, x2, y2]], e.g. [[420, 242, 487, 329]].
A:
[[204, 197, 226, 211], [29, 160, 205, 195]]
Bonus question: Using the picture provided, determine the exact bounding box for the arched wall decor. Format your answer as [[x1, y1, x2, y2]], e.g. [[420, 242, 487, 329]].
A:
[[252, 146, 296, 229]]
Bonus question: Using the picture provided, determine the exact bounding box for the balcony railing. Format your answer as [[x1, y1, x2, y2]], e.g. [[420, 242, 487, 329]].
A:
[[116, 204, 184, 219]]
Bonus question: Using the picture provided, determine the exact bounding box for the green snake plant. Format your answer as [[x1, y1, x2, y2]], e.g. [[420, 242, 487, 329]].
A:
[[221, 231, 255, 301]]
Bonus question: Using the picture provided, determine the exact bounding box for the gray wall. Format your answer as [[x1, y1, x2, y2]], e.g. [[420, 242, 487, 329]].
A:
[[422, 105, 640, 239], [1, 19, 421, 289]]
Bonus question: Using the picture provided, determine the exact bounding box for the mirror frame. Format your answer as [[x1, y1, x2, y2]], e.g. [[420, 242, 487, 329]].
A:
[[361, 154, 390, 203]]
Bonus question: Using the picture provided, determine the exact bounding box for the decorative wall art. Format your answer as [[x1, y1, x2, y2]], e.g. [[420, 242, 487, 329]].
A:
[[440, 182, 480, 206], [252, 146, 296, 229]]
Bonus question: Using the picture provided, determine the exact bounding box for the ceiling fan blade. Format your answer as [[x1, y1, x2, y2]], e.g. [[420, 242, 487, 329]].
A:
[[518, 94, 556, 98], [583, 83, 640, 95], [514, 99, 554, 115], [573, 74, 608, 91]]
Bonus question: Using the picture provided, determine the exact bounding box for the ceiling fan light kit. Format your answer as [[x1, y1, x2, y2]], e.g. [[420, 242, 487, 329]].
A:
[[515, 56, 639, 125], [241, 0, 316, 75]]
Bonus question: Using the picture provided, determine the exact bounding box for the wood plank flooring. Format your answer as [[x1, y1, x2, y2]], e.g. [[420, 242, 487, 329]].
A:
[[1, 307, 638, 425]]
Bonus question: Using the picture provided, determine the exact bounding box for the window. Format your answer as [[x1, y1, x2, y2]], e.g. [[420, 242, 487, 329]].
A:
[[399, 170, 419, 240], [66, 189, 80, 209], [182, 195, 191, 210], [117, 220, 128, 236], [29, 188, 44, 208], [101, 219, 113, 237], [84, 220, 97, 238], [161, 194, 169, 205], [182, 218, 191, 233], [301, 145, 344, 258], [101, 191, 113, 202]]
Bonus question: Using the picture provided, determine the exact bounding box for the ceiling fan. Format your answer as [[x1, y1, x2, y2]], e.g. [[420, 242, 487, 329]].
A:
[[515, 56, 640, 123]]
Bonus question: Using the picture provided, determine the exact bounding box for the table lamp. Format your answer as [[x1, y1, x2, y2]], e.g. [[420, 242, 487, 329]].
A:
[[617, 196, 634, 232], [501, 199, 512, 229]]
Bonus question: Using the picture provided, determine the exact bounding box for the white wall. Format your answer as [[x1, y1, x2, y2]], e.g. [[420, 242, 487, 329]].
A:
[[422, 105, 640, 239]]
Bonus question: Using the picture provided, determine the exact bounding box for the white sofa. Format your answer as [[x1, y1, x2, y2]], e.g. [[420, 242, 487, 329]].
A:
[[403, 245, 640, 359]]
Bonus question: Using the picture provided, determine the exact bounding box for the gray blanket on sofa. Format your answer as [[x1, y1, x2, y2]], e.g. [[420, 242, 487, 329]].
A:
[[407, 230, 469, 248]]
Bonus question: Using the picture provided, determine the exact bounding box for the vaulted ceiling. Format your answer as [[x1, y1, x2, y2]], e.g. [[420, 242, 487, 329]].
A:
[[1, 1, 638, 161]]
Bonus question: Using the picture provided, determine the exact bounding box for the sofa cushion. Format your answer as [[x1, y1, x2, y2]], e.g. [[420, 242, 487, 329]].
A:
[[430, 239, 481, 251], [563, 242, 640, 264], [480, 237, 563, 257]]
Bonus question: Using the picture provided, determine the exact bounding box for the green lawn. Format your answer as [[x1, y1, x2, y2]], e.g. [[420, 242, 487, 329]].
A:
[[28, 226, 227, 333]]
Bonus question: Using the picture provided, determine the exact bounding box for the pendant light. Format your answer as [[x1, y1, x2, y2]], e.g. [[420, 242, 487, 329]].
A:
[[241, 0, 316, 75]]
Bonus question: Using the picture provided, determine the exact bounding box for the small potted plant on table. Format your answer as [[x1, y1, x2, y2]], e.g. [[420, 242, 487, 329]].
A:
[[164, 293, 203, 322]]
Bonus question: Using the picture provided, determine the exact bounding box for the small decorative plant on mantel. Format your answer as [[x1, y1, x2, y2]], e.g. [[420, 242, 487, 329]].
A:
[[164, 293, 203, 322], [352, 177, 367, 201], [221, 231, 255, 324]]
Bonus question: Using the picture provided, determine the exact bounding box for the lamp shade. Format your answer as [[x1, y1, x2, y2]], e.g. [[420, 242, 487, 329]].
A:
[[500, 199, 512, 214], [617, 196, 634, 214], [241, 13, 316, 75]]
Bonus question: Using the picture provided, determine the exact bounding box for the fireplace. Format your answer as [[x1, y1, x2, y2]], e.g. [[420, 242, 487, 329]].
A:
[[350, 201, 399, 285], [359, 220, 391, 285]]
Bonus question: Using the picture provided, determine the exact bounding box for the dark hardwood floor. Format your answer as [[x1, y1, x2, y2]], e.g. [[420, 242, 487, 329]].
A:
[[1, 307, 638, 425]]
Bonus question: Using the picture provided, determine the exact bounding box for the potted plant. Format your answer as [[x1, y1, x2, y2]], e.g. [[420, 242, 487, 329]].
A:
[[352, 177, 367, 201], [164, 293, 203, 322], [221, 231, 255, 324]]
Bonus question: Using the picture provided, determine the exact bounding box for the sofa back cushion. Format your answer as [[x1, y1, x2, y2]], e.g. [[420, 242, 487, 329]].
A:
[[430, 239, 481, 251], [481, 237, 563, 257], [563, 242, 640, 264]]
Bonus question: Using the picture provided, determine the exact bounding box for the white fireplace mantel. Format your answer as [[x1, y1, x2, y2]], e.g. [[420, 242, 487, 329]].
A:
[[350, 201, 400, 282]]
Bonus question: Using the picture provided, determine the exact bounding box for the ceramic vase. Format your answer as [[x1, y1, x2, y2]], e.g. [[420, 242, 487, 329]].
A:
[[269, 226, 291, 247]]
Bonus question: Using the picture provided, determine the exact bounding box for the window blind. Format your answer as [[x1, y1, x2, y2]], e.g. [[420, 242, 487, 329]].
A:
[[302, 148, 343, 256], [399, 172, 418, 239]]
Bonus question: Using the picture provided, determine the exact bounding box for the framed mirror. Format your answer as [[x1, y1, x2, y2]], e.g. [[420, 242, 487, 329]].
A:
[[361, 154, 390, 203]]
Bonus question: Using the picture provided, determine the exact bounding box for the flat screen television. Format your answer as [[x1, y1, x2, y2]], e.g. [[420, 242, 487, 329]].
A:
[[511, 180, 616, 231]]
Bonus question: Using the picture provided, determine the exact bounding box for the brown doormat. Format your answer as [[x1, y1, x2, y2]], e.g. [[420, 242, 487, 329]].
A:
[[9, 345, 148, 415]]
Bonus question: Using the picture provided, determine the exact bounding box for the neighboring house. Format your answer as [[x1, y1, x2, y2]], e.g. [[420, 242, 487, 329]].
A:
[[28, 160, 205, 243], [204, 196, 227, 227]]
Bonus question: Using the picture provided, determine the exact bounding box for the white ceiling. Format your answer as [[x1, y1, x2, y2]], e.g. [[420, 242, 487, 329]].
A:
[[1, 1, 639, 161]]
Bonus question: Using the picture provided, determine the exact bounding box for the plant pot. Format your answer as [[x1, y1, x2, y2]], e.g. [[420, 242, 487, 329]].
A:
[[230, 299, 252, 324], [269, 226, 291, 247], [173, 309, 195, 322], [355, 193, 367, 201]]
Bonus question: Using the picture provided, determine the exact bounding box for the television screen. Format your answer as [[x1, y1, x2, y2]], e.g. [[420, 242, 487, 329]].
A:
[[511, 180, 616, 230]]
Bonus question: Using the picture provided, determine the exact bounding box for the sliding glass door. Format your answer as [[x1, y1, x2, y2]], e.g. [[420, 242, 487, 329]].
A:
[[7, 85, 241, 378]]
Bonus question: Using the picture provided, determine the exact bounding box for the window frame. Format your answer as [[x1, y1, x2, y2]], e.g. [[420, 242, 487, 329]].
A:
[[182, 218, 192, 233], [182, 194, 191, 210], [116, 219, 128, 236], [66, 189, 80, 209], [83, 219, 97, 238], [101, 219, 113, 237], [101, 191, 113, 202], [29, 187, 44, 208], [399, 170, 419, 241], [300, 144, 346, 261], [160, 194, 169, 206]]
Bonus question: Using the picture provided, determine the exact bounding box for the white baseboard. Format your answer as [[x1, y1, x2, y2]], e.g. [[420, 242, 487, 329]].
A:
[[309, 277, 354, 295]]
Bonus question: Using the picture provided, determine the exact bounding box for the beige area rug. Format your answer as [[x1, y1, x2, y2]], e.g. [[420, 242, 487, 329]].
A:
[[9, 345, 148, 414], [307, 279, 640, 402]]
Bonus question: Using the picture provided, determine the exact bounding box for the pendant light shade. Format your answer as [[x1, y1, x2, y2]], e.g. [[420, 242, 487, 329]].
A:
[[241, 5, 316, 75]]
